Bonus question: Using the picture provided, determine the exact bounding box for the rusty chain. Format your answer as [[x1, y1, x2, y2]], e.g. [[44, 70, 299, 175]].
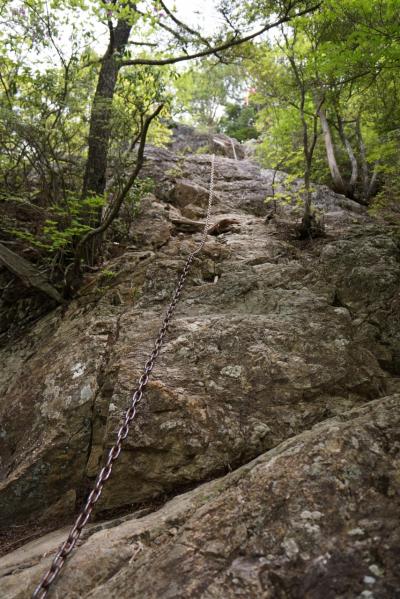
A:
[[32, 153, 216, 599]]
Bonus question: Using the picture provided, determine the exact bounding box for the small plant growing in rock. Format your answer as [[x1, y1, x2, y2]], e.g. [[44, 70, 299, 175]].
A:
[[98, 268, 117, 287], [165, 155, 186, 179], [195, 145, 210, 155], [127, 284, 142, 304]]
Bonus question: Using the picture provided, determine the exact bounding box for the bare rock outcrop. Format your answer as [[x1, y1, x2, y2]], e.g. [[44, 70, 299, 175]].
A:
[[0, 142, 399, 597], [168, 123, 245, 159], [1, 395, 399, 598]]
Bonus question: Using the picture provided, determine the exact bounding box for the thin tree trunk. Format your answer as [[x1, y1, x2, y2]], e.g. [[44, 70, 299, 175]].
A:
[[301, 162, 313, 234], [337, 115, 358, 198], [367, 167, 379, 199], [284, 43, 321, 238], [299, 100, 319, 238], [301, 113, 312, 233], [317, 101, 347, 195], [356, 115, 371, 199]]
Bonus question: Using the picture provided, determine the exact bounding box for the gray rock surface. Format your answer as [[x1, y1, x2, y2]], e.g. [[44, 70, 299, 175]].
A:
[[1, 395, 399, 598], [0, 142, 399, 597], [168, 123, 245, 159]]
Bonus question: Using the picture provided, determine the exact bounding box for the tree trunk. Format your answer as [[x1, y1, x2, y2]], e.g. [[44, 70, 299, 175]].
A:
[[367, 167, 379, 199], [81, 19, 132, 202], [299, 101, 320, 239], [317, 102, 347, 195], [68, 104, 163, 293], [300, 162, 313, 236], [79, 19, 132, 267], [356, 115, 372, 200], [337, 115, 358, 198]]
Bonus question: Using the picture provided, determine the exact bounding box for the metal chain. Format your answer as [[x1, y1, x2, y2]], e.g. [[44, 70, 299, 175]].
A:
[[32, 153, 216, 599], [191, 154, 215, 255]]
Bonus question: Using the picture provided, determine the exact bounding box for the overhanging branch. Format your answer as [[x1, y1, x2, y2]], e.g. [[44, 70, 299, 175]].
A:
[[120, 4, 322, 67]]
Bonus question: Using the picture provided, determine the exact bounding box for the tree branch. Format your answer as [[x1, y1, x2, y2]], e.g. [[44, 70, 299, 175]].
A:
[[128, 40, 158, 47], [120, 4, 322, 67], [0, 242, 64, 304], [158, 0, 211, 47], [133, 5, 190, 46]]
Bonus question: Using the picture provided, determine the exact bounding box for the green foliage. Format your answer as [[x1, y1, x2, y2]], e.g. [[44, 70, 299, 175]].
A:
[[98, 268, 117, 288], [265, 172, 318, 226], [0, 0, 171, 274], [112, 65, 173, 152], [112, 177, 155, 240], [247, 0, 400, 211], [43, 195, 105, 251], [219, 103, 259, 141], [173, 60, 249, 129], [125, 177, 154, 219], [4, 193, 106, 256], [369, 130, 400, 224]]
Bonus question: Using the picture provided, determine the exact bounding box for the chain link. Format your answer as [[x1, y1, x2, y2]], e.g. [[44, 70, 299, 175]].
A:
[[32, 154, 216, 599]]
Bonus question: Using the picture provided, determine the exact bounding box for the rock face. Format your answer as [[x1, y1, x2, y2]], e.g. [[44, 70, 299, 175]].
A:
[[168, 123, 245, 159], [1, 396, 399, 598], [0, 139, 399, 597]]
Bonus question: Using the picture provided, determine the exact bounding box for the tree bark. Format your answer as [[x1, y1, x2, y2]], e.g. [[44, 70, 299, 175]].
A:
[[367, 166, 379, 199], [337, 115, 358, 198], [317, 102, 347, 195], [81, 19, 133, 202], [355, 115, 372, 200], [299, 92, 319, 238], [299, 116, 319, 238]]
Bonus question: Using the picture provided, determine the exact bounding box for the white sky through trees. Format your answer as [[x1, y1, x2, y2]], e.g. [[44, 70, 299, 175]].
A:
[[20, 1, 222, 71], [91, 0, 221, 50], [173, 0, 221, 34]]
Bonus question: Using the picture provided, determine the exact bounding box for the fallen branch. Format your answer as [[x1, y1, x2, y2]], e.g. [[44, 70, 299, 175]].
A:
[[0, 242, 64, 304]]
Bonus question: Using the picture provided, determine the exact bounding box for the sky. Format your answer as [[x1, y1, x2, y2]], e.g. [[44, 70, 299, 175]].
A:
[[17, 0, 259, 72], [60, 0, 225, 61], [172, 0, 222, 34]]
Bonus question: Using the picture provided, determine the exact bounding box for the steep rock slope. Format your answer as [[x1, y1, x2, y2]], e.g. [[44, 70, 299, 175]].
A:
[[0, 146, 399, 596], [2, 396, 399, 598]]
